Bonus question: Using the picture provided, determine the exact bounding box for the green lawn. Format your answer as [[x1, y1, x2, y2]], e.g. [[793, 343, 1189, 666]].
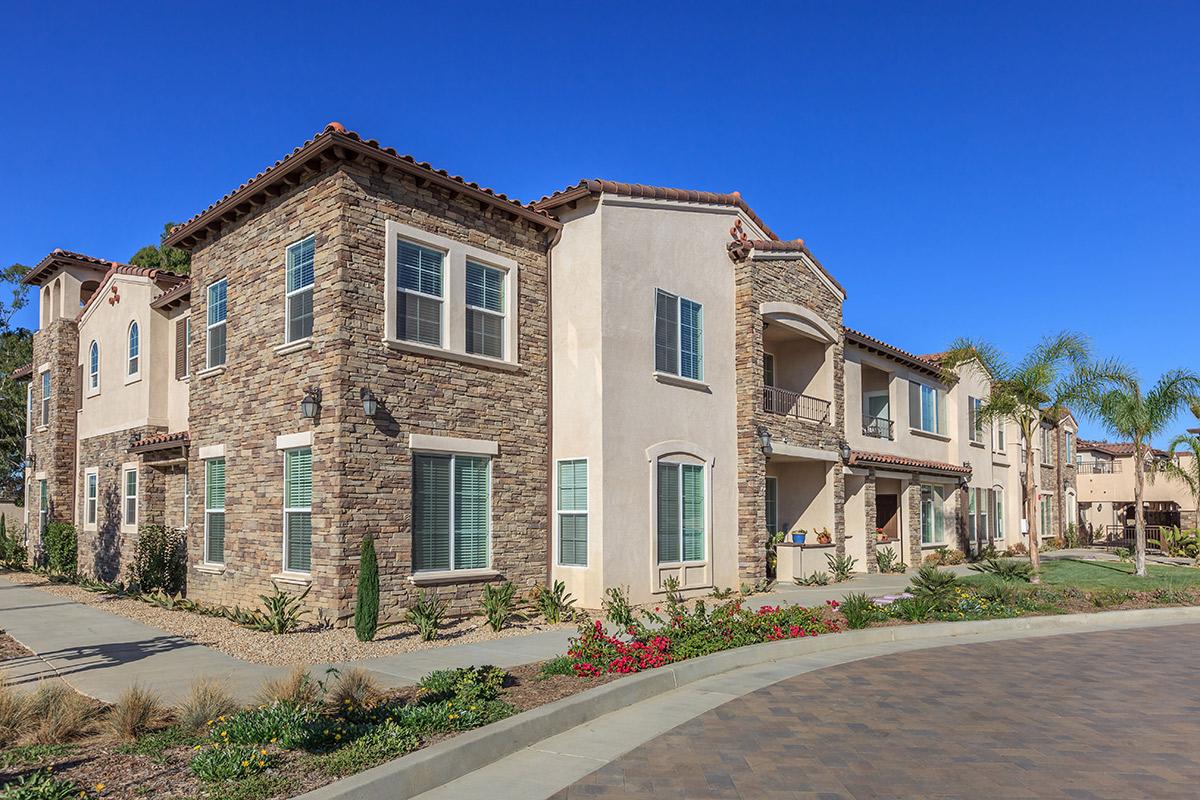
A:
[[961, 557, 1200, 591]]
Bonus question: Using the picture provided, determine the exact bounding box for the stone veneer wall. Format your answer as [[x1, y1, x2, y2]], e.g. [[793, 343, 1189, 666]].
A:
[[733, 252, 846, 583], [862, 470, 878, 572], [75, 427, 167, 581], [26, 318, 79, 559], [184, 160, 551, 623]]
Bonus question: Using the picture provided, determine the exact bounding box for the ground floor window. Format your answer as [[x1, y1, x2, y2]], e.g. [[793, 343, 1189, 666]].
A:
[[765, 476, 778, 534], [968, 487, 992, 544], [657, 460, 705, 563], [205, 458, 225, 564], [38, 480, 47, 534], [284, 448, 313, 573], [85, 471, 98, 525], [123, 467, 138, 527], [920, 484, 946, 545], [994, 487, 1005, 540], [413, 453, 490, 572], [1040, 494, 1054, 538], [556, 459, 588, 567]]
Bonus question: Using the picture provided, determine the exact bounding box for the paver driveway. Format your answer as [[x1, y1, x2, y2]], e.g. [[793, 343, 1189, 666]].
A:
[[553, 624, 1200, 799]]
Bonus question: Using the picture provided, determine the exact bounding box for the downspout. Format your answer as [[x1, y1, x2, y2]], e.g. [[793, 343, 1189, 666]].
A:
[[544, 223, 563, 588]]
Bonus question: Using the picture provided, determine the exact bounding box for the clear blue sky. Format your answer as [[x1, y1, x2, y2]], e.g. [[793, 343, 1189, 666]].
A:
[[2, 1, 1195, 442]]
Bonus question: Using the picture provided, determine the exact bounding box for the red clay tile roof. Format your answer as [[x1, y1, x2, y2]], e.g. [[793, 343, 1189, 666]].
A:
[[532, 179, 780, 241], [850, 450, 972, 475], [76, 263, 187, 322], [165, 123, 557, 249], [843, 327, 945, 379], [129, 430, 190, 452], [917, 352, 947, 364], [8, 363, 32, 381], [1077, 440, 1168, 458], [150, 280, 191, 310], [23, 249, 117, 287]]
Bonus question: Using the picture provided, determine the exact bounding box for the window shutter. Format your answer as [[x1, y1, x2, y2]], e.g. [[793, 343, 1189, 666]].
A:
[[453, 456, 489, 570], [654, 290, 678, 374], [285, 448, 313, 572], [205, 459, 226, 509], [285, 448, 312, 508], [656, 463, 680, 562], [175, 319, 187, 380], [413, 455, 451, 571], [681, 464, 705, 561], [908, 381, 921, 429]]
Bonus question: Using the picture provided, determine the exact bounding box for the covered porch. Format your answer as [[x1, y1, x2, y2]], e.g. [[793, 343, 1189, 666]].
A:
[[766, 443, 844, 583]]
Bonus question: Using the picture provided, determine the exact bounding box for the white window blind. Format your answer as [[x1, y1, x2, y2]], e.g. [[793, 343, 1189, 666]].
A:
[[285, 236, 315, 343], [557, 459, 588, 566], [205, 458, 226, 564], [465, 261, 505, 359], [397, 240, 443, 347], [207, 279, 228, 368], [284, 448, 313, 572]]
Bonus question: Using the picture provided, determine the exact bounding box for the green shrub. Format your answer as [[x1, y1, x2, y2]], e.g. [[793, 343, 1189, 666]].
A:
[[969, 557, 1033, 582], [1090, 589, 1134, 608], [387, 697, 515, 734], [826, 553, 857, 582], [0, 768, 83, 799], [795, 570, 830, 586], [908, 564, 960, 610], [41, 522, 76, 576], [924, 547, 965, 566], [315, 720, 420, 777], [601, 586, 634, 628], [976, 580, 1021, 606], [533, 580, 576, 624], [536, 656, 574, 678], [0, 744, 75, 771], [355, 534, 380, 642], [480, 581, 518, 632], [875, 546, 905, 574], [128, 524, 186, 594], [210, 702, 319, 749], [838, 592, 877, 629], [417, 666, 506, 704], [189, 742, 273, 782], [888, 595, 938, 622], [408, 590, 445, 641]]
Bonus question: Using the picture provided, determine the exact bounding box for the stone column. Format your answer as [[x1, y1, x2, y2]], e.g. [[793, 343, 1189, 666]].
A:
[[905, 475, 923, 567], [864, 470, 878, 573]]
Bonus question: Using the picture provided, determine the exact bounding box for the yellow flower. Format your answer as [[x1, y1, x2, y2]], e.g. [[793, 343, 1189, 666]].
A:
[[260, 749, 267, 756], [95, 784, 105, 792], [242, 760, 250, 767], [258, 760, 265, 767], [334, 733, 342, 740], [270, 737, 277, 744]]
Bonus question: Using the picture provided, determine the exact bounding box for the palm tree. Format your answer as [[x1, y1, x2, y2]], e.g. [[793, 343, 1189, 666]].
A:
[[940, 332, 1128, 581], [1163, 433, 1200, 530], [1085, 370, 1200, 576]]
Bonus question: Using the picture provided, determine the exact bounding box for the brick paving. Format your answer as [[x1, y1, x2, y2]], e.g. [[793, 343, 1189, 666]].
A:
[[553, 624, 1200, 799]]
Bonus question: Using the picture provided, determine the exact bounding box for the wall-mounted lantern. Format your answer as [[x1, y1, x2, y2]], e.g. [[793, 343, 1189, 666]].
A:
[[360, 388, 378, 418], [300, 386, 322, 419], [757, 426, 772, 457]]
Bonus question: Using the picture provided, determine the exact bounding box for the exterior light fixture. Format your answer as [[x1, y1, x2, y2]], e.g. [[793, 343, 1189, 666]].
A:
[[360, 388, 378, 418], [958, 474, 970, 489], [839, 440, 852, 462], [300, 386, 321, 419], [757, 426, 772, 456]]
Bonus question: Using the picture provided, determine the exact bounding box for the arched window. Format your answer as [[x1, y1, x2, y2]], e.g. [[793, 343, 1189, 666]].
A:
[[51, 279, 62, 323], [127, 321, 140, 376], [88, 341, 99, 392]]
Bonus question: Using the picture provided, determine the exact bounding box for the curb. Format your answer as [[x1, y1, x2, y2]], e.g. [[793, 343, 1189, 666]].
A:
[[294, 605, 1200, 800]]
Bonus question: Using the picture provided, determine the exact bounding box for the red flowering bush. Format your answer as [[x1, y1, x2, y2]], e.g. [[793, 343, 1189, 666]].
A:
[[568, 620, 673, 675]]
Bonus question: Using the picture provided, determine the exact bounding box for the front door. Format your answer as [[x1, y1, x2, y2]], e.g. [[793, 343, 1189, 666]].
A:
[[876, 494, 899, 540]]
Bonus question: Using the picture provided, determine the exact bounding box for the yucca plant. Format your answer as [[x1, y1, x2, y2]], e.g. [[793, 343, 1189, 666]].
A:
[[533, 580, 577, 624], [408, 590, 446, 641], [255, 586, 310, 634], [825, 553, 857, 583], [480, 581, 518, 632], [968, 557, 1034, 582]]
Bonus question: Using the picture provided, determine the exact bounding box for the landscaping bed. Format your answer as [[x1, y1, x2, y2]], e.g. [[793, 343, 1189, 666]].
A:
[[0, 569, 571, 666], [0, 635, 31, 664]]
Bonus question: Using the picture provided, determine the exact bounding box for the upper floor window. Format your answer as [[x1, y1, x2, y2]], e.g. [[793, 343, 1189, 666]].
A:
[[763, 353, 775, 388], [127, 322, 140, 377], [465, 261, 505, 359], [994, 418, 1006, 452], [968, 396, 984, 443], [40, 370, 50, 425], [207, 279, 228, 368], [655, 289, 703, 381], [909, 381, 946, 435], [285, 236, 315, 343], [1040, 426, 1054, 464], [175, 318, 189, 380], [397, 239, 444, 347], [88, 341, 99, 392], [1064, 431, 1075, 464]]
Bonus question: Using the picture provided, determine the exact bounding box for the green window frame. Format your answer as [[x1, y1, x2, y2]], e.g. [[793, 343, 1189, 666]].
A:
[[285, 236, 316, 343], [397, 239, 444, 347], [920, 484, 946, 545], [205, 458, 226, 564], [556, 459, 588, 566], [657, 460, 705, 563], [40, 370, 49, 425], [465, 261, 506, 359], [413, 453, 490, 572], [123, 467, 138, 527], [284, 448, 313, 573]]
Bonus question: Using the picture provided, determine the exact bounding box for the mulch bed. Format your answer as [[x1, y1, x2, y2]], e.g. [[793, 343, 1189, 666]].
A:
[[0, 632, 33, 662]]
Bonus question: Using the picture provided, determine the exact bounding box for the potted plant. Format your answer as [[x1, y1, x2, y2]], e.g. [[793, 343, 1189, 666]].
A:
[[875, 527, 888, 543], [791, 528, 807, 545], [816, 527, 832, 545]]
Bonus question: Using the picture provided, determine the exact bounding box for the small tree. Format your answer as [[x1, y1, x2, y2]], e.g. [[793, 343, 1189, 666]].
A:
[[43, 521, 77, 576], [1085, 370, 1200, 576], [355, 534, 380, 642], [1163, 433, 1200, 523], [129, 524, 187, 593]]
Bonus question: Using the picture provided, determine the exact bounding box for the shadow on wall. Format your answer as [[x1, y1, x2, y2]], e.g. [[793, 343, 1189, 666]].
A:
[[92, 482, 123, 582]]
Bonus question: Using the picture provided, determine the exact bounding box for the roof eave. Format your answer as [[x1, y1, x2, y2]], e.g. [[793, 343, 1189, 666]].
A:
[[23, 253, 108, 287]]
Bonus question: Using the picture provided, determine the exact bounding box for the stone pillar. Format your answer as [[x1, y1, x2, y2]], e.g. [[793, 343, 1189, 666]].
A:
[[863, 470, 878, 573], [905, 476, 923, 567]]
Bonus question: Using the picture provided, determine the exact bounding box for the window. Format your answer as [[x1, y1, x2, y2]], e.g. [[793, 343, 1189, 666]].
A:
[[765, 476, 778, 534], [127, 321, 140, 376], [1040, 427, 1054, 465], [1039, 494, 1053, 537], [920, 484, 946, 545], [85, 472, 98, 526], [204, 458, 225, 564], [88, 341, 99, 392], [40, 370, 50, 425], [284, 448, 313, 573], [1065, 432, 1075, 464], [182, 468, 189, 528], [654, 290, 703, 381], [968, 397, 984, 443], [38, 480, 47, 534], [285, 236, 315, 343], [556, 459, 588, 566], [465, 261, 505, 359], [763, 353, 775, 388], [977, 488, 989, 542], [910, 381, 946, 435], [994, 419, 1006, 452], [656, 460, 705, 563], [207, 279, 228, 368], [994, 487, 1005, 540], [397, 240, 444, 347], [413, 453, 490, 571], [123, 467, 138, 527]]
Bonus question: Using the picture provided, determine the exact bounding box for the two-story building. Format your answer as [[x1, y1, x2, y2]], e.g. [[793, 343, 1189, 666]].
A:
[[1077, 440, 1197, 543]]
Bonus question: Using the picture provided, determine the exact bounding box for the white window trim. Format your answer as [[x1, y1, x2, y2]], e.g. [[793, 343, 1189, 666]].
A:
[[284, 235, 316, 345], [206, 279, 228, 369], [919, 483, 947, 545], [994, 419, 1007, 453], [84, 468, 99, 530], [125, 320, 141, 383], [555, 456, 589, 568], [968, 396, 984, 445], [39, 368, 50, 426], [655, 458, 708, 565], [121, 463, 138, 532], [282, 447, 313, 576], [465, 260, 509, 360], [993, 485, 1006, 540], [653, 289, 704, 382], [914, 382, 945, 436], [203, 457, 225, 566], [383, 220, 519, 367], [1040, 428, 1054, 466], [412, 452, 493, 574], [87, 341, 100, 396]]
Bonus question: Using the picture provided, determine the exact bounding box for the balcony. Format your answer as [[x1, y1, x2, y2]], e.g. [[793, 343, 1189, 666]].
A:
[[1077, 460, 1120, 475], [862, 415, 894, 440], [763, 386, 830, 424]]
